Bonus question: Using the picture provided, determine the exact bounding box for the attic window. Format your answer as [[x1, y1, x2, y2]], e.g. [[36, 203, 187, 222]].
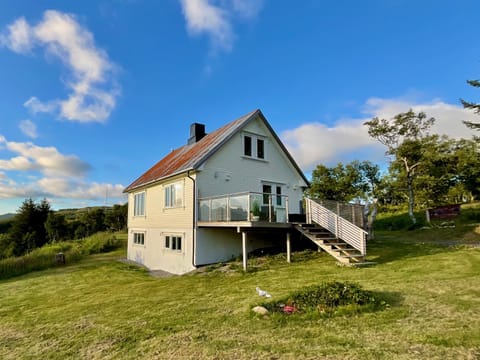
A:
[[257, 138, 264, 159], [243, 134, 266, 160], [244, 135, 252, 156]]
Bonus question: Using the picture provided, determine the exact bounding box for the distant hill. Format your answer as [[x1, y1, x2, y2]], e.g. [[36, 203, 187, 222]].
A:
[[0, 213, 15, 222]]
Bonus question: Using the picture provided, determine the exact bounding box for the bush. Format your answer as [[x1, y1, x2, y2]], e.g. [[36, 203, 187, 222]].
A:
[[0, 232, 125, 280], [260, 281, 385, 316], [374, 211, 427, 231]]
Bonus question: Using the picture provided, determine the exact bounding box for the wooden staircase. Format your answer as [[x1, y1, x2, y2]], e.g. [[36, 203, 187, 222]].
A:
[[295, 223, 367, 265]]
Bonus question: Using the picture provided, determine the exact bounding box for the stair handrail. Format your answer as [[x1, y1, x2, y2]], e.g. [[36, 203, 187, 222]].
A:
[[305, 198, 367, 255]]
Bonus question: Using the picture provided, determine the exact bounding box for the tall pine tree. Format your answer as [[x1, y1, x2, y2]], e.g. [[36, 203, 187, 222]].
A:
[[461, 79, 480, 130]]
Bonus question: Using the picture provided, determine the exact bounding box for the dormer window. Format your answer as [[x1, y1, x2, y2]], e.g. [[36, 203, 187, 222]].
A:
[[243, 134, 266, 160]]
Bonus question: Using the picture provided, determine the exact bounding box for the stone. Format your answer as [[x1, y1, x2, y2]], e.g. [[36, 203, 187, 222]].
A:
[[252, 306, 269, 315]]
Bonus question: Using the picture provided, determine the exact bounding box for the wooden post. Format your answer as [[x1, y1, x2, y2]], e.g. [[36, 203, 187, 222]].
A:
[[242, 231, 247, 271], [286, 232, 291, 263]]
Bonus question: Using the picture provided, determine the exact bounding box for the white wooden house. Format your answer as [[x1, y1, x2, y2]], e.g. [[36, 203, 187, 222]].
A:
[[124, 109, 309, 274], [124, 109, 369, 274]]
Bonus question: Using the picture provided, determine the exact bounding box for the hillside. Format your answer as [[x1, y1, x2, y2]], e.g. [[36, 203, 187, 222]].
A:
[[0, 213, 15, 221], [0, 224, 479, 359]]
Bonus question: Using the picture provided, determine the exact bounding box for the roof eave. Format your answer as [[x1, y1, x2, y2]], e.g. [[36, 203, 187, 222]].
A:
[[123, 167, 196, 193]]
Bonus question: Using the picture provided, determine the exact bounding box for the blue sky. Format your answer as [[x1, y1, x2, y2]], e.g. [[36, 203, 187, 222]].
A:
[[0, 0, 479, 214]]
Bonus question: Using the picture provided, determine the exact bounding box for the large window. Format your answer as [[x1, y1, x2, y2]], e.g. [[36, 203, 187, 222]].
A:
[[134, 192, 145, 216], [243, 134, 266, 160], [165, 235, 182, 251], [165, 182, 183, 208], [133, 232, 145, 245]]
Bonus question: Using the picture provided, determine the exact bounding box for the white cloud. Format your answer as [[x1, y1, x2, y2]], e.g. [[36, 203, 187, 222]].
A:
[[19, 119, 38, 139], [179, 0, 263, 51], [0, 136, 90, 177], [231, 0, 264, 19], [37, 178, 125, 200], [0, 17, 32, 53], [23, 97, 57, 115], [1, 10, 119, 123], [180, 0, 232, 50], [0, 137, 126, 206], [364, 97, 479, 139], [281, 97, 479, 171]]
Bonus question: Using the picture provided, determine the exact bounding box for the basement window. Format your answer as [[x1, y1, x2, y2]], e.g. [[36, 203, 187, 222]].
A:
[[133, 232, 145, 245], [165, 235, 182, 251]]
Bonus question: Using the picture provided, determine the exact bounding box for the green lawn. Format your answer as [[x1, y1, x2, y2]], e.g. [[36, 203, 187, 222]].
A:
[[1, 227, 479, 359]]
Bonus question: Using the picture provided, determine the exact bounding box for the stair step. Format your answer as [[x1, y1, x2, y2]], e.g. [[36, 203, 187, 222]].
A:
[[313, 233, 333, 238], [340, 254, 365, 258], [331, 248, 359, 252], [298, 223, 315, 228], [307, 229, 329, 234]]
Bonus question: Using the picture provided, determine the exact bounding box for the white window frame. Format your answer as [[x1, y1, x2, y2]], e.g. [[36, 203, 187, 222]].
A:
[[164, 182, 184, 208], [133, 232, 145, 246], [133, 192, 146, 216], [242, 133, 267, 161], [164, 234, 183, 251]]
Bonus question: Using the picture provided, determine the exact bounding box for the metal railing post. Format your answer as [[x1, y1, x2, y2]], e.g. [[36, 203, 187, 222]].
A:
[[268, 194, 272, 222], [285, 196, 289, 223]]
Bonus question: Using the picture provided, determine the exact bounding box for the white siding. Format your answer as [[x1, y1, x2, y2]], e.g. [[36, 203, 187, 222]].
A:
[[196, 116, 307, 214], [126, 174, 196, 274]]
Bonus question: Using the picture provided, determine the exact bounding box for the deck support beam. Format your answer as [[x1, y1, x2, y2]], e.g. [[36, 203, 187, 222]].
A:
[[242, 231, 247, 271], [286, 232, 291, 263]]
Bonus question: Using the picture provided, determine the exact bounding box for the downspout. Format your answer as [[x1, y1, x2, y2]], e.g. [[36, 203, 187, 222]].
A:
[[187, 170, 196, 268]]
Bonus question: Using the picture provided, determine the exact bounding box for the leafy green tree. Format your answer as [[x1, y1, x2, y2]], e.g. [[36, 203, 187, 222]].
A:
[[45, 212, 68, 242], [460, 79, 480, 131], [364, 110, 435, 224], [81, 208, 106, 236], [308, 160, 380, 202], [104, 204, 127, 231], [453, 138, 480, 200], [358, 160, 381, 199]]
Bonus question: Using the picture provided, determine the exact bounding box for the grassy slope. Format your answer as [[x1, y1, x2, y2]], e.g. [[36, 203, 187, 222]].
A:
[[0, 228, 480, 359]]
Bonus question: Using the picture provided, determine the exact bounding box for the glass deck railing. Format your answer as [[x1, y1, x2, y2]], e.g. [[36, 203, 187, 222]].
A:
[[198, 192, 289, 223]]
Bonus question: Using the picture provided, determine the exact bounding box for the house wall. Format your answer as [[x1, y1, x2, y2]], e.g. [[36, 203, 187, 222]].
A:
[[194, 228, 280, 265], [196, 116, 307, 214], [127, 173, 196, 274]]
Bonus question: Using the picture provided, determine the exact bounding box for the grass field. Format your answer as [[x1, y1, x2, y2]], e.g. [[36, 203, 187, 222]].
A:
[[0, 226, 479, 359]]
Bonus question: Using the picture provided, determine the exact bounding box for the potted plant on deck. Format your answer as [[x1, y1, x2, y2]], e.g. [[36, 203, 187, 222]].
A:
[[251, 200, 261, 221]]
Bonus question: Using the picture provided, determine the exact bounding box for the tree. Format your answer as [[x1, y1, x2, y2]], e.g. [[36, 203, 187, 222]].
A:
[[453, 138, 480, 200], [460, 79, 480, 131], [45, 212, 68, 242], [308, 161, 368, 202], [104, 204, 127, 232], [364, 110, 435, 224], [81, 208, 106, 236], [7, 198, 51, 256]]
